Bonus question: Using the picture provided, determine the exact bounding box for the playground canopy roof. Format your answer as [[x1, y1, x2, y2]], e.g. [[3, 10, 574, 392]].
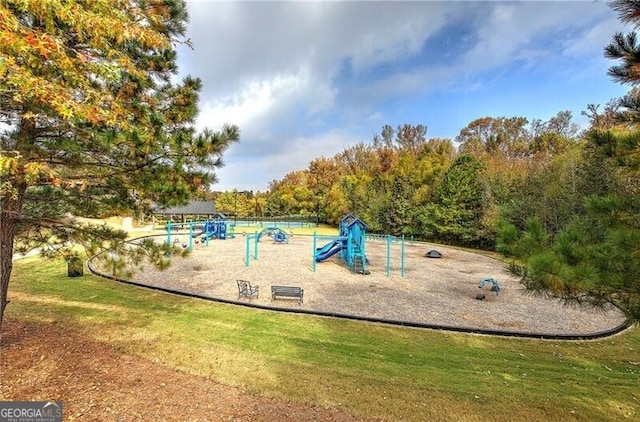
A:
[[341, 213, 369, 231], [152, 201, 218, 218]]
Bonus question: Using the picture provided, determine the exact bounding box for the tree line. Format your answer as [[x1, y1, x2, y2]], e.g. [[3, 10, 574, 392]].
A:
[[214, 110, 605, 246]]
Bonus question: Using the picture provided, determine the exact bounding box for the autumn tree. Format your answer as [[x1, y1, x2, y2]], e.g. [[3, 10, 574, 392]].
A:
[[529, 111, 581, 157], [456, 116, 530, 160], [582, 101, 623, 130], [499, 147, 584, 238], [0, 0, 239, 327], [307, 158, 340, 198], [305, 157, 340, 222], [266, 170, 317, 216], [334, 143, 378, 176], [266, 124, 452, 233]]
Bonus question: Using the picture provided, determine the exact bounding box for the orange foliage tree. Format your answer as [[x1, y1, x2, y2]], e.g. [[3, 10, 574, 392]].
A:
[[0, 0, 239, 327]]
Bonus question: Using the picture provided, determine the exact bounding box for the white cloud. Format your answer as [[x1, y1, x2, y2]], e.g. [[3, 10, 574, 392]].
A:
[[215, 129, 360, 192], [196, 65, 338, 160], [461, 2, 607, 74], [198, 78, 281, 132], [178, 1, 623, 191], [180, 1, 457, 98], [562, 15, 623, 58], [346, 7, 450, 72]]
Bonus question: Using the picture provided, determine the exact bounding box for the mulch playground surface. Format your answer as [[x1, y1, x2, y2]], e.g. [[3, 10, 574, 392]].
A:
[[120, 234, 626, 337]]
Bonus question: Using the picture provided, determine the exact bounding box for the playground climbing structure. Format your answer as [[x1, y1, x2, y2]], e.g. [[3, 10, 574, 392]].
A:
[[193, 220, 229, 240], [315, 214, 369, 275], [256, 227, 289, 243], [166, 216, 235, 252]]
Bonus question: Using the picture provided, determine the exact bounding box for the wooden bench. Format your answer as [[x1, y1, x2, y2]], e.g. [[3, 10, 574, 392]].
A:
[[271, 285, 304, 304], [237, 279, 259, 299]]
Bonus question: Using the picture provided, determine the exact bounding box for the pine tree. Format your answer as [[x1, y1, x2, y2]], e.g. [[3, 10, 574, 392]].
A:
[[421, 155, 487, 247], [497, 0, 640, 320], [0, 0, 239, 327]]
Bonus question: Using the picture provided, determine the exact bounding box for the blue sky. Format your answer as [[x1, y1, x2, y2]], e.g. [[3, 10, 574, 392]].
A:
[[176, 1, 629, 192]]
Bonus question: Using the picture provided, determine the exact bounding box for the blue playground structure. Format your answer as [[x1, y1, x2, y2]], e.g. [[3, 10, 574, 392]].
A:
[[256, 227, 290, 243], [193, 220, 228, 240], [476, 277, 500, 300], [315, 214, 369, 274], [166, 216, 235, 253]]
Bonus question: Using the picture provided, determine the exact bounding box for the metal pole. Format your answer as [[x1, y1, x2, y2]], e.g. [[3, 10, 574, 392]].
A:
[[234, 191, 237, 225], [401, 235, 405, 278], [167, 220, 172, 252], [313, 231, 317, 272], [254, 231, 259, 260], [362, 229, 367, 274], [245, 233, 250, 267], [386, 235, 391, 277]]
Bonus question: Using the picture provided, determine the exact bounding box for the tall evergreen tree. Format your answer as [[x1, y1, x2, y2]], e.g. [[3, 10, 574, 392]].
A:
[[383, 174, 415, 236], [420, 155, 487, 247], [0, 0, 239, 327]]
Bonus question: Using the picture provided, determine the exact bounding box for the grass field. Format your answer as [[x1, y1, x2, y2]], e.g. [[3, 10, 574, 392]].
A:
[[5, 256, 639, 421]]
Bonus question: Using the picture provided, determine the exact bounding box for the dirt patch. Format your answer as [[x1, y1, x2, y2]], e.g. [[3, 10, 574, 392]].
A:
[[0, 318, 376, 421]]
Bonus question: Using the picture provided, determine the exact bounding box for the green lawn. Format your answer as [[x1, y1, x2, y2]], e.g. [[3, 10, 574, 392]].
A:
[[5, 256, 639, 421]]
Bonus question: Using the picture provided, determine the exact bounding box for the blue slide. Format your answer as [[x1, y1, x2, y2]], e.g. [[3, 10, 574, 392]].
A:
[[315, 239, 346, 262]]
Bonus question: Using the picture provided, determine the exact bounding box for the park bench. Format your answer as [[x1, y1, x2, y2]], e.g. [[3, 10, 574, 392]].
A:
[[237, 279, 259, 299], [271, 285, 304, 304]]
